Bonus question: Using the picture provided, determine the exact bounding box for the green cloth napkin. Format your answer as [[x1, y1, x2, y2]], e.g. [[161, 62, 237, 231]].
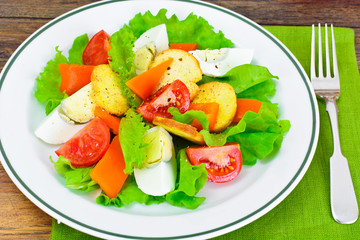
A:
[[50, 26, 360, 240]]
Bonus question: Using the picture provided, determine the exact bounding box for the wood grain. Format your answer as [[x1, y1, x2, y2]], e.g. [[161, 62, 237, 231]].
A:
[[0, 164, 51, 240], [0, 0, 359, 239]]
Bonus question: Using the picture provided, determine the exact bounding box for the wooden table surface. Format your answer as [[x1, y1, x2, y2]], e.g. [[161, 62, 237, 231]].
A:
[[0, 0, 359, 239]]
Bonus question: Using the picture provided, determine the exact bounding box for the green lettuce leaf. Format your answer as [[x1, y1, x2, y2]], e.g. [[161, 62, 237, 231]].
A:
[[118, 109, 150, 174], [44, 95, 68, 115], [168, 107, 247, 147], [96, 175, 166, 207], [228, 104, 290, 165], [236, 79, 276, 102], [118, 176, 166, 205], [240, 104, 283, 133], [108, 25, 142, 108], [68, 33, 89, 64], [50, 156, 98, 192], [200, 120, 246, 147], [34, 47, 68, 115], [128, 9, 234, 49], [166, 149, 208, 209], [198, 64, 278, 103], [231, 132, 283, 165], [223, 64, 278, 94], [168, 107, 209, 131], [109, 25, 137, 84]]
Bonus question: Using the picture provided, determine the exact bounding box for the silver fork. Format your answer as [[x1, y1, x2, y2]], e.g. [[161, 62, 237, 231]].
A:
[[311, 23, 358, 224]]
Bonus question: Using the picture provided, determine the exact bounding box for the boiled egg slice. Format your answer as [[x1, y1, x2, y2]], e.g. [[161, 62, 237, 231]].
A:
[[61, 83, 95, 123], [34, 105, 88, 145], [133, 24, 169, 75], [133, 24, 169, 55], [189, 48, 254, 77], [134, 126, 177, 196]]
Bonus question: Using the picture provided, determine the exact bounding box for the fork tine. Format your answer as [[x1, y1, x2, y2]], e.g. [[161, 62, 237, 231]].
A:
[[325, 24, 331, 78], [331, 24, 339, 77], [318, 23, 323, 78], [311, 24, 316, 79]]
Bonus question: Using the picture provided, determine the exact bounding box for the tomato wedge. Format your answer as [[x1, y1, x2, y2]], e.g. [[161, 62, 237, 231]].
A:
[[137, 80, 190, 122], [82, 30, 111, 65], [55, 117, 111, 167], [186, 143, 242, 183]]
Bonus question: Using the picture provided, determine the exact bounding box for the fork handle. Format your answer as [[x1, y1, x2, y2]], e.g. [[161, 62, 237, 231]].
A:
[[326, 98, 359, 224]]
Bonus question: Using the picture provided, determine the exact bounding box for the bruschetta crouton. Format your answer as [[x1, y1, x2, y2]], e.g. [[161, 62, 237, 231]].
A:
[[151, 49, 202, 100], [192, 82, 237, 133], [91, 64, 129, 116]]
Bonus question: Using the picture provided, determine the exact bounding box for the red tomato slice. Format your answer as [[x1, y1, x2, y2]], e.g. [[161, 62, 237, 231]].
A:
[[82, 30, 111, 65], [186, 143, 242, 183], [137, 80, 190, 122], [55, 117, 111, 167]]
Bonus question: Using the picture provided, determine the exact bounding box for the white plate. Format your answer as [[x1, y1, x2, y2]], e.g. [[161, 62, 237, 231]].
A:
[[0, 0, 319, 239]]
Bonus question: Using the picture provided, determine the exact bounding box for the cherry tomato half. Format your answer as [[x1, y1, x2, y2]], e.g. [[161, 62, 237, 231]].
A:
[[82, 30, 111, 65], [137, 80, 190, 122], [55, 117, 111, 167], [186, 143, 242, 183]]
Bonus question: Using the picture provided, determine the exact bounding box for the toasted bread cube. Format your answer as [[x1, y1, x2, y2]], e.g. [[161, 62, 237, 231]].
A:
[[91, 64, 129, 116], [151, 49, 202, 100], [192, 82, 237, 133]]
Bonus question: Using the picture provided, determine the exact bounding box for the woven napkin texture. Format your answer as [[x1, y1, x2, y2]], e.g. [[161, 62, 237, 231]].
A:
[[50, 26, 360, 240]]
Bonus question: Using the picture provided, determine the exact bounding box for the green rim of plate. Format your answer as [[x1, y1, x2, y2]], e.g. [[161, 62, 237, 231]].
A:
[[0, 0, 318, 239]]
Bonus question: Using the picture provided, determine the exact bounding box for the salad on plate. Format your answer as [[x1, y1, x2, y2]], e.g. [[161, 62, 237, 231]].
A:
[[34, 9, 290, 210]]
